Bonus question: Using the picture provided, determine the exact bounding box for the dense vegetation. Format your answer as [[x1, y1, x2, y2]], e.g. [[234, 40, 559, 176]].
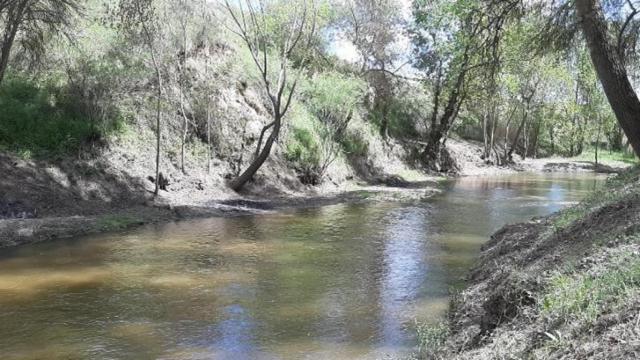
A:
[[0, 0, 639, 188]]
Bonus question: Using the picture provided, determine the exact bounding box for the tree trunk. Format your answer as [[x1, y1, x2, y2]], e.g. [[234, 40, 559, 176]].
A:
[[508, 107, 527, 160], [483, 107, 489, 159], [595, 114, 602, 166], [0, 1, 28, 85], [180, 21, 189, 174], [549, 125, 555, 155], [576, 0, 640, 157], [180, 89, 188, 174], [206, 100, 212, 174], [154, 70, 162, 196], [143, 24, 162, 197], [229, 116, 281, 191]]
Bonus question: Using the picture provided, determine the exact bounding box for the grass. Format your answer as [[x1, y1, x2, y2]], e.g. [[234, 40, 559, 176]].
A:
[[0, 76, 122, 157], [552, 165, 640, 230], [97, 214, 141, 231], [416, 321, 449, 358], [574, 148, 639, 165], [541, 250, 640, 325]]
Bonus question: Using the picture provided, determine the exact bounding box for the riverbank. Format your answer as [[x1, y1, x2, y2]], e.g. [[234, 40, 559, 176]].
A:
[[0, 148, 442, 248], [447, 138, 634, 176], [420, 166, 640, 359], [0, 139, 633, 249]]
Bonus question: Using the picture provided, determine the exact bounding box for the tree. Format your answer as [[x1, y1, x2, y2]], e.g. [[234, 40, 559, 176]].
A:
[[114, 0, 164, 196], [224, 0, 317, 191], [342, 0, 403, 139], [575, 0, 640, 157], [413, 0, 494, 171], [0, 0, 81, 84], [173, 0, 195, 174]]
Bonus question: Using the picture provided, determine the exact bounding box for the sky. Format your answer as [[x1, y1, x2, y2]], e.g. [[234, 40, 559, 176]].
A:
[[327, 0, 415, 70]]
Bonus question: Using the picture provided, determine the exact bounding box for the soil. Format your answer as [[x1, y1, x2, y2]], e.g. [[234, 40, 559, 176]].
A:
[[0, 149, 442, 248]]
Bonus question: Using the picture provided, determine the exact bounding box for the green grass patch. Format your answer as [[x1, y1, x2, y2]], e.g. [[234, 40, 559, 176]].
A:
[[574, 148, 639, 165], [0, 76, 123, 157], [553, 166, 640, 230], [541, 252, 640, 325], [98, 214, 142, 231], [416, 321, 449, 358]]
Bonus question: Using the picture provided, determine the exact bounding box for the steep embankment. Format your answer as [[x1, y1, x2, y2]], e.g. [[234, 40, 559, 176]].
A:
[[421, 167, 640, 359], [0, 127, 435, 248], [0, 34, 445, 247]]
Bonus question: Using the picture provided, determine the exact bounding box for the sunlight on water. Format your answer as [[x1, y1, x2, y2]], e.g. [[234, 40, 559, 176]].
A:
[[0, 173, 605, 359]]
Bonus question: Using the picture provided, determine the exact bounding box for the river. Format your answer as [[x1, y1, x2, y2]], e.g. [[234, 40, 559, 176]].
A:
[[0, 173, 604, 359]]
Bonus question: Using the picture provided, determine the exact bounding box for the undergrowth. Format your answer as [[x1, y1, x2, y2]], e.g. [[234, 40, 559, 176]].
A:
[[98, 214, 141, 231], [0, 76, 123, 157], [541, 247, 640, 325], [415, 321, 449, 359]]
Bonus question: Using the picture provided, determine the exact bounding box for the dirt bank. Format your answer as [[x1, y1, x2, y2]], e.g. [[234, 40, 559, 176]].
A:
[[1, 137, 631, 250], [0, 150, 442, 248], [420, 167, 640, 359]]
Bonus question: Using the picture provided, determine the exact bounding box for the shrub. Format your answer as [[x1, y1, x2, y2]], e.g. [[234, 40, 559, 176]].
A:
[[416, 321, 449, 358], [341, 130, 369, 157], [285, 126, 322, 184], [0, 76, 122, 157]]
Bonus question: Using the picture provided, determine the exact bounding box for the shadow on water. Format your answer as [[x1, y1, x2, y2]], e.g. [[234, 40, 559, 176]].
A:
[[0, 172, 605, 359]]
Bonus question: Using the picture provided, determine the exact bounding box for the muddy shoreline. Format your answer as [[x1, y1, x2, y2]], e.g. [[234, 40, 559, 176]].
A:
[[0, 183, 442, 249]]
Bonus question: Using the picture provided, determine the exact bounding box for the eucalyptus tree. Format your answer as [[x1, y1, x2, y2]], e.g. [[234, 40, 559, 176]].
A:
[[0, 0, 82, 84], [223, 0, 318, 191]]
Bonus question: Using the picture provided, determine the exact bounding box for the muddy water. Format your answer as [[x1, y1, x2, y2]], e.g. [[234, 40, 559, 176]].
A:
[[0, 173, 604, 359]]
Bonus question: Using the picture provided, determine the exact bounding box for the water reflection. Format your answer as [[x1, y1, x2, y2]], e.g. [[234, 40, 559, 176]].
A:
[[0, 173, 605, 359]]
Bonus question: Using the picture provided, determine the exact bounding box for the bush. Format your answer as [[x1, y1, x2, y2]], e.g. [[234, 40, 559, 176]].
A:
[[340, 130, 369, 157], [0, 76, 122, 157], [285, 126, 322, 184]]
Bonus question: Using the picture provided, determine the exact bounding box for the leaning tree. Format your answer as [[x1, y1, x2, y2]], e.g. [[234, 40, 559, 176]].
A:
[[223, 0, 317, 191], [575, 0, 640, 157]]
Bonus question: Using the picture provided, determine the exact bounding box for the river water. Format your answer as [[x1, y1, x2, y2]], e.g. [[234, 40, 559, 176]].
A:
[[0, 173, 604, 359]]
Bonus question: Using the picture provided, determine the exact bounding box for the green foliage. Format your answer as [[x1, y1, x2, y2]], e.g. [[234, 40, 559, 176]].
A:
[[285, 127, 320, 168], [0, 76, 122, 157], [300, 71, 365, 117], [541, 252, 640, 325], [575, 148, 638, 165], [340, 130, 369, 157], [416, 321, 450, 358]]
